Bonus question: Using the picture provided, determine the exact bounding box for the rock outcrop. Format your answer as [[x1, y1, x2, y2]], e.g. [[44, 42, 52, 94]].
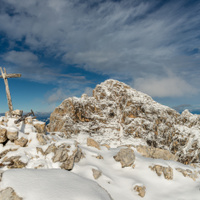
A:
[[48, 79, 200, 164]]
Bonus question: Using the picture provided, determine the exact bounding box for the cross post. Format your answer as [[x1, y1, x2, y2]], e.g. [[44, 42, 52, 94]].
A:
[[0, 67, 21, 114]]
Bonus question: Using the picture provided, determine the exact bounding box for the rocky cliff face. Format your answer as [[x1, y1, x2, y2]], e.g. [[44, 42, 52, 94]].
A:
[[48, 79, 200, 164]]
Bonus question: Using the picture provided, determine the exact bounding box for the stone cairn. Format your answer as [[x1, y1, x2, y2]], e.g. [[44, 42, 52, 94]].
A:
[[0, 109, 46, 147]]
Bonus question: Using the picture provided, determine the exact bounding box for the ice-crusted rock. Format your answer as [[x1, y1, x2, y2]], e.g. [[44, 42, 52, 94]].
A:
[[48, 79, 200, 164]]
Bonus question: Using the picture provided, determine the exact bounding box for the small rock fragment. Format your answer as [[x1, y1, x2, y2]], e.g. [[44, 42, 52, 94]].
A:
[[96, 155, 104, 159], [92, 169, 102, 179], [134, 185, 146, 198], [0, 128, 7, 143], [14, 137, 28, 147], [87, 138, 101, 150], [37, 133, 47, 145], [36, 147, 45, 155]]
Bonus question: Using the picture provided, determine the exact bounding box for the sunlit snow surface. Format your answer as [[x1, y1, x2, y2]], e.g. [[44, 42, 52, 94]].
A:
[[0, 169, 112, 200], [0, 141, 200, 200]]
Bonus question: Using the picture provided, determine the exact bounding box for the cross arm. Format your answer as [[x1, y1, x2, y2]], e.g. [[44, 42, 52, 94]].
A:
[[0, 73, 21, 78]]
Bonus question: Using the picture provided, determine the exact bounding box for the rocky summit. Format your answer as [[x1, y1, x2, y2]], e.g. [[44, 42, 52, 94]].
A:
[[0, 79, 200, 200], [48, 79, 200, 164]]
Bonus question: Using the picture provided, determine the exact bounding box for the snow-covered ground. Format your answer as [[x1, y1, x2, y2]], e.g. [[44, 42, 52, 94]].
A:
[[0, 113, 200, 200]]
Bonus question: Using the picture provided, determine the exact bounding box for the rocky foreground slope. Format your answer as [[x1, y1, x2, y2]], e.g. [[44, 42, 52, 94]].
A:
[[0, 79, 200, 199], [48, 79, 200, 164]]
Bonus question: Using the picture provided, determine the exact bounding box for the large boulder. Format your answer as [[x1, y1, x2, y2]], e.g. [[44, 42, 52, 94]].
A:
[[113, 148, 135, 168]]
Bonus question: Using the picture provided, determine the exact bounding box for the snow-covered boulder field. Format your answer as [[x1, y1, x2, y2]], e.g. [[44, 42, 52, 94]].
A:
[[0, 79, 200, 199]]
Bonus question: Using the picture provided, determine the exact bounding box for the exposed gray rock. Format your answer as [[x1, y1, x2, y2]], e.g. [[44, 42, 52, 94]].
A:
[[2, 156, 27, 169], [11, 109, 23, 117], [92, 169, 102, 179], [0, 128, 7, 143], [14, 137, 28, 147], [34, 122, 46, 134], [113, 148, 135, 168], [137, 145, 178, 161], [36, 133, 48, 145], [6, 130, 18, 142], [0, 187, 23, 200], [134, 185, 146, 198], [149, 165, 173, 180], [52, 145, 69, 163], [87, 138, 101, 150]]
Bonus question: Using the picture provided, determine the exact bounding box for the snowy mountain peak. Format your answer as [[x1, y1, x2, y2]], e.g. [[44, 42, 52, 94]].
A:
[[0, 79, 200, 199], [48, 79, 200, 165]]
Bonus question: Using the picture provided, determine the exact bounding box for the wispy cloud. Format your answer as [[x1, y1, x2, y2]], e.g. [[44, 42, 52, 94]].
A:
[[134, 73, 198, 97], [0, 0, 200, 98]]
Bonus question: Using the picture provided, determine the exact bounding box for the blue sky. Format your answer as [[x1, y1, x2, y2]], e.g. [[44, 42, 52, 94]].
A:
[[0, 0, 200, 113]]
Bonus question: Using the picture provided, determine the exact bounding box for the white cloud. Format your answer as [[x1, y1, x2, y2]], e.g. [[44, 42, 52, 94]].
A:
[[134, 74, 198, 97], [3, 51, 39, 67], [0, 0, 200, 97]]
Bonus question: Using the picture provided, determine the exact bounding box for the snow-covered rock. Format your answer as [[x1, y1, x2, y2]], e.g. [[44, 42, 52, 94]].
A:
[[48, 79, 200, 164]]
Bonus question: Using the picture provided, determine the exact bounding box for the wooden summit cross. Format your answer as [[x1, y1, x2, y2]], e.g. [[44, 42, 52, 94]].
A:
[[0, 67, 21, 113]]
